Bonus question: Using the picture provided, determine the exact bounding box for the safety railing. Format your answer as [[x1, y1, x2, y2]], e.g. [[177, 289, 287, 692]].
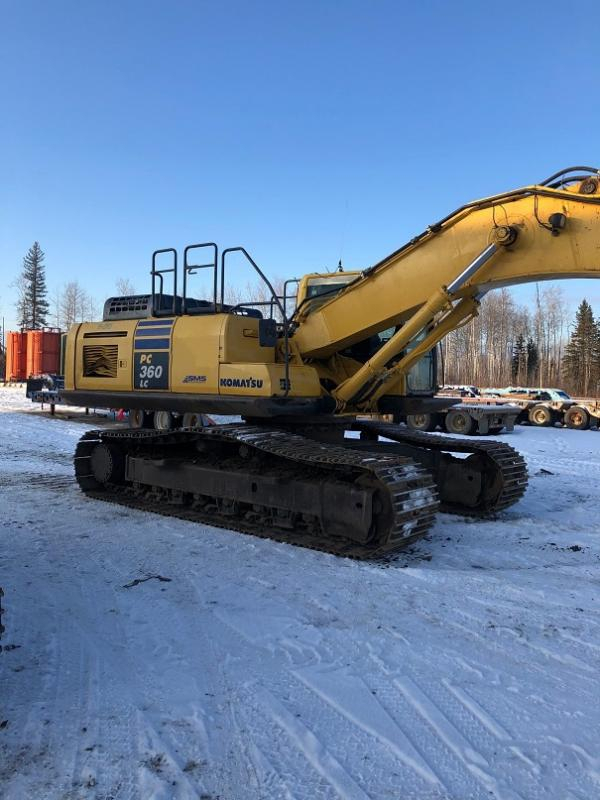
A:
[[220, 247, 290, 396], [151, 248, 178, 316], [150, 243, 291, 396], [183, 243, 218, 313]]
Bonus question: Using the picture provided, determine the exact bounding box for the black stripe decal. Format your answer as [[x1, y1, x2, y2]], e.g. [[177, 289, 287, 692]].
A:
[[134, 327, 173, 337], [134, 337, 171, 350]]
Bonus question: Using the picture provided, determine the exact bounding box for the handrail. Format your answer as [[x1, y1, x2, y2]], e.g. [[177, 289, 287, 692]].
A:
[[229, 300, 277, 319], [151, 248, 177, 316], [148, 243, 293, 399], [283, 278, 300, 320], [183, 243, 218, 314], [220, 248, 286, 318], [221, 247, 290, 397]]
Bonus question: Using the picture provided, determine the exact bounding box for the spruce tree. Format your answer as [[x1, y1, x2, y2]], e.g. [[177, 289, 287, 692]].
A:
[[596, 319, 600, 393], [511, 333, 526, 383], [563, 299, 597, 395], [17, 242, 49, 329], [526, 338, 539, 385]]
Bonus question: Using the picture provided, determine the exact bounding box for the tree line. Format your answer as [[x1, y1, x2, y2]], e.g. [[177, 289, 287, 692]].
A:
[[440, 286, 600, 396]]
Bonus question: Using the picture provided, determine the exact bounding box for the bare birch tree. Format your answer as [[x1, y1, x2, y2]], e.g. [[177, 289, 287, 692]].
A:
[[58, 282, 99, 328], [441, 285, 573, 389], [116, 278, 136, 296]]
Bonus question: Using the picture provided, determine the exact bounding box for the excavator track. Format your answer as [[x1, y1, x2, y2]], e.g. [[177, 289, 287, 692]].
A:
[[351, 420, 528, 515], [74, 425, 439, 559]]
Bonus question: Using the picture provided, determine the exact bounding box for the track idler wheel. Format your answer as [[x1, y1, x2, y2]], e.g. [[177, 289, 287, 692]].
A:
[[90, 442, 125, 486]]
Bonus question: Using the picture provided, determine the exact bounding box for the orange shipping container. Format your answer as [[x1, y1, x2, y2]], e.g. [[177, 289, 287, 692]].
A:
[[25, 329, 61, 377], [5, 331, 28, 381]]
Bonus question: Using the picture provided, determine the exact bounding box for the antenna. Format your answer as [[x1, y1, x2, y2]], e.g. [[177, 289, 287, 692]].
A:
[[338, 197, 349, 265]]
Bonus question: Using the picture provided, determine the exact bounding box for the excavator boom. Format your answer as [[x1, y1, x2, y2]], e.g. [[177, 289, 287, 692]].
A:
[[294, 169, 600, 359]]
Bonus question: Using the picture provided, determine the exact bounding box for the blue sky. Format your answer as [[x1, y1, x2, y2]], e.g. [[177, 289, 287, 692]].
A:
[[2, 0, 600, 331]]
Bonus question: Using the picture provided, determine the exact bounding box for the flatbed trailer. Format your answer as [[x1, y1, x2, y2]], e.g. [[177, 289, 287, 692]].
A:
[[26, 375, 67, 414], [26, 375, 111, 417], [483, 390, 600, 430], [405, 398, 521, 435], [459, 388, 600, 431]]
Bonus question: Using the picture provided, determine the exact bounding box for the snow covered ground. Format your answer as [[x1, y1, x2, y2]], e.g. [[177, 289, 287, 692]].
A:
[[1, 385, 599, 800]]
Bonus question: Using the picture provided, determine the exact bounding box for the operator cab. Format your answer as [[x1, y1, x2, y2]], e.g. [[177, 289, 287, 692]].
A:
[[296, 271, 361, 313], [295, 271, 436, 396]]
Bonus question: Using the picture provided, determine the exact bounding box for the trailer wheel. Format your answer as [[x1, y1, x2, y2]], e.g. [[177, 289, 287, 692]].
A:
[[406, 413, 437, 432], [445, 409, 474, 435], [153, 411, 175, 430], [564, 405, 590, 430], [183, 412, 209, 429], [129, 409, 152, 429], [528, 404, 554, 427]]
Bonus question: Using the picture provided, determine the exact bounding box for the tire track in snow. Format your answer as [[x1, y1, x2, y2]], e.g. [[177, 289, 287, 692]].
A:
[[389, 607, 600, 724], [255, 688, 372, 800], [207, 605, 371, 798], [112, 578, 259, 799], [5, 554, 140, 799], [246, 739, 303, 800], [367, 632, 600, 800], [234, 683, 348, 800], [393, 575, 599, 697], [0, 473, 75, 491], [365, 648, 527, 799], [0, 538, 91, 798], [212, 606, 445, 799], [451, 605, 597, 677], [210, 564, 598, 800], [394, 676, 525, 800], [135, 709, 213, 800], [293, 666, 443, 788], [442, 681, 541, 775]]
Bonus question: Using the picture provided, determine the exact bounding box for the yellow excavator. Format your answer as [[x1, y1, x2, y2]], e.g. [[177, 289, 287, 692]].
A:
[[66, 166, 600, 557]]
